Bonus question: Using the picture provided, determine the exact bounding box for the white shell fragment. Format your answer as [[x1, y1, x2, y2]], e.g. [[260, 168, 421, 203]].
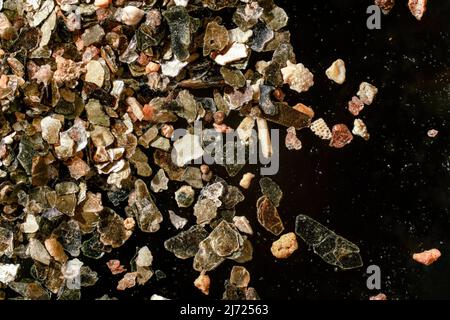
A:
[[0, 264, 20, 284], [136, 246, 153, 267], [256, 117, 272, 158], [310, 118, 332, 140], [281, 60, 314, 93], [214, 43, 249, 66], [168, 210, 188, 229], [39, 9, 56, 48], [325, 59, 346, 84], [352, 118, 370, 140], [172, 134, 205, 167], [62, 258, 84, 290], [40, 116, 62, 144], [228, 28, 253, 44], [120, 6, 145, 26], [151, 294, 169, 300], [174, 0, 189, 6], [161, 57, 189, 78], [85, 60, 105, 87], [236, 116, 255, 145], [30, 0, 55, 27], [21, 214, 39, 234]]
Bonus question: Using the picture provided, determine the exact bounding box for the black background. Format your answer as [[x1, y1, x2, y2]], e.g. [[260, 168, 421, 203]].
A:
[[78, 0, 450, 300]]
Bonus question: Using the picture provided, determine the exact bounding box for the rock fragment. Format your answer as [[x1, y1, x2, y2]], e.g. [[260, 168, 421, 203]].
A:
[[352, 119, 370, 140], [293, 103, 315, 118], [106, 260, 127, 275], [97, 209, 132, 248], [21, 214, 39, 234], [62, 258, 83, 289], [259, 177, 283, 207], [256, 196, 284, 236], [239, 172, 255, 189], [375, 0, 395, 14], [0, 264, 19, 285], [221, 68, 246, 88], [175, 185, 195, 208], [427, 129, 438, 138], [151, 169, 169, 193], [28, 238, 51, 265], [229, 266, 250, 288], [232, 2, 263, 31], [86, 99, 110, 126], [357, 82, 378, 105], [413, 248, 441, 266], [162, 6, 193, 61], [126, 97, 144, 121], [160, 57, 188, 77], [295, 214, 363, 270], [262, 6, 289, 31], [203, 21, 229, 56], [168, 210, 188, 230], [330, 124, 353, 148], [281, 61, 314, 93], [164, 225, 209, 259], [127, 179, 163, 233], [85, 60, 105, 87], [348, 96, 365, 116], [44, 238, 68, 264], [120, 6, 145, 26], [40, 116, 62, 144], [259, 85, 277, 115], [325, 59, 346, 84], [117, 272, 138, 290], [408, 0, 427, 21], [271, 233, 298, 259], [67, 157, 91, 180], [222, 186, 245, 209], [30, 0, 55, 27], [136, 246, 153, 268], [81, 25, 105, 47], [370, 293, 388, 300], [193, 221, 243, 272], [241, 102, 312, 130], [194, 198, 218, 225], [94, 0, 112, 8], [214, 43, 249, 66], [285, 126, 302, 150], [233, 216, 253, 235], [250, 22, 274, 52], [194, 272, 210, 295]]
